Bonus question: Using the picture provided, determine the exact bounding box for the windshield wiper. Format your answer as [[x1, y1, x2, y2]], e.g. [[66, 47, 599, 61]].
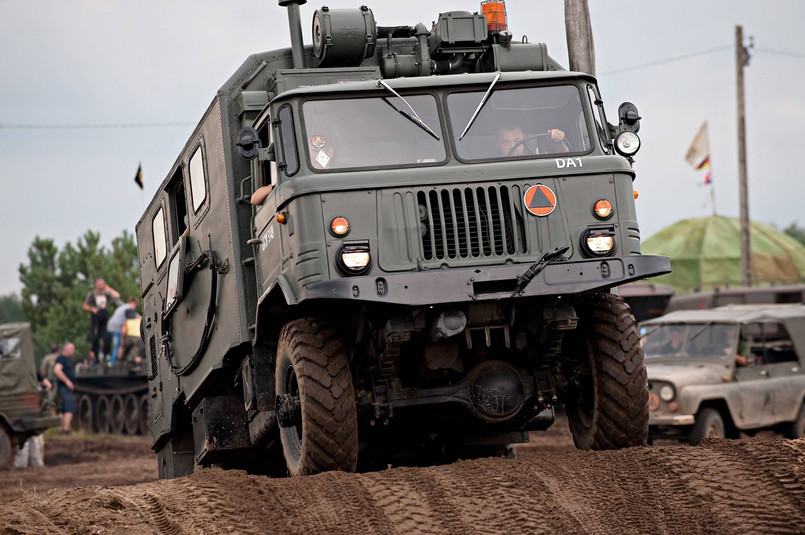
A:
[[376, 80, 439, 140], [459, 72, 501, 140]]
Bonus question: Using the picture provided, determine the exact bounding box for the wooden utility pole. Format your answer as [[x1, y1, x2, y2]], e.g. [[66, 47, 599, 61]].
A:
[[736, 26, 752, 286], [564, 0, 595, 76]]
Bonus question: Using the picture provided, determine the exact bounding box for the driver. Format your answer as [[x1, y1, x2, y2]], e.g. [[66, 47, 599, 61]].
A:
[[496, 124, 569, 156]]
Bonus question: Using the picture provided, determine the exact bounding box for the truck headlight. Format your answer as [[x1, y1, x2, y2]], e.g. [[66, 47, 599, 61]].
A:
[[659, 384, 675, 402], [336, 240, 371, 275], [581, 227, 615, 256], [614, 131, 640, 157]]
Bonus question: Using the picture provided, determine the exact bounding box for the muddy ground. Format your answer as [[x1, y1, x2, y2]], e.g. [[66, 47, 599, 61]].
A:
[[1, 418, 804, 534]]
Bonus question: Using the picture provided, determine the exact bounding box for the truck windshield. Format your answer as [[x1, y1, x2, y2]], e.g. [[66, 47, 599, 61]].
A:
[[447, 84, 591, 161], [301, 94, 446, 171], [641, 323, 736, 358]]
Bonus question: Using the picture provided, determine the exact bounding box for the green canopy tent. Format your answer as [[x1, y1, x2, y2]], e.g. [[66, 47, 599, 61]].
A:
[[642, 216, 805, 293]]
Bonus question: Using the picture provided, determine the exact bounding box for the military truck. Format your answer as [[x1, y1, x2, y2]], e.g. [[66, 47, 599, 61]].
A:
[[136, 0, 670, 478], [0, 323, 60, 466], [641, 305, 805, 444]]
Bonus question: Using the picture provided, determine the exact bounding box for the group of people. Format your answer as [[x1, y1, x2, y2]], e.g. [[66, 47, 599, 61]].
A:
[[82, 277, 143, 367]]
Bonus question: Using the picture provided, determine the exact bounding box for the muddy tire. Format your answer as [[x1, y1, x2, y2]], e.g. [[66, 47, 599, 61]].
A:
[[689, 407, 725, 445], [565, 293, 649, 450], [784, 402, 805, 439], [276, 318, 358, 477], [0, 426, 12, 467]]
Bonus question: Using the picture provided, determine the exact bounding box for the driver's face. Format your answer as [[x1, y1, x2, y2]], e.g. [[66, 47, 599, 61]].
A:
[[497, 126, 524, 156]]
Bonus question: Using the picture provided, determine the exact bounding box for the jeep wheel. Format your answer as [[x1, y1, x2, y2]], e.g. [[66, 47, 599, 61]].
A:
[[689, 407, 725, 445], [565, 293, 649, 450], [784, 403, 805, 439], [275, 318, 358, 476]]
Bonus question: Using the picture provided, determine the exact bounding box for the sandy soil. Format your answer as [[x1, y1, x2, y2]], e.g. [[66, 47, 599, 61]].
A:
[[2, 419, 805, 535]]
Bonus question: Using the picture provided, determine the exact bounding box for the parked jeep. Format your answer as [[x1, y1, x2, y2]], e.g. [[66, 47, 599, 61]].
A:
[[0, 323, 60, 466], [641, 305, 805, 444]]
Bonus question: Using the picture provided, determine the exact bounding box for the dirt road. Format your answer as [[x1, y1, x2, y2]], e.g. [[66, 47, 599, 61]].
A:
[[2, 423, 804, 534]]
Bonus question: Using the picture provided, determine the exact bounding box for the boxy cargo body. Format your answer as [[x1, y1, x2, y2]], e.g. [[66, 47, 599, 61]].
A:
[[136, 2, 670, 478]]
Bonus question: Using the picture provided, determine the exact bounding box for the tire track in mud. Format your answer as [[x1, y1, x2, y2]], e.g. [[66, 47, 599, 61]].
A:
[[3, 437, 805, 534]]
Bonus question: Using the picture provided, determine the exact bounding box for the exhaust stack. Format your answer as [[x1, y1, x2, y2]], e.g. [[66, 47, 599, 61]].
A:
[[279, 0, 307, 69]]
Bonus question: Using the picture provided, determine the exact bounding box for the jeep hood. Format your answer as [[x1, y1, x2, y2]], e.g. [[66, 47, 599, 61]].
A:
[[646, 361, 730, 386]]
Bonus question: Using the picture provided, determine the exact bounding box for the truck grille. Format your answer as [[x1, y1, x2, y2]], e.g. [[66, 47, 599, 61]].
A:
[[417, 186, 526, 260]]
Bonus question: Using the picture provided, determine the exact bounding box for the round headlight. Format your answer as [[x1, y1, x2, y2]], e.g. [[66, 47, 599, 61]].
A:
[[614, 131, 641, 157], [336, 242, 372, 275], [330, 216, 350, 236], [593, 199, 613, 219], [659, 384, 675, 402], [582, 228, 615, 256]]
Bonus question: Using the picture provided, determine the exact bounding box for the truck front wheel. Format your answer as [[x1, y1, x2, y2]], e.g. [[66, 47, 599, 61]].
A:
[[275, 318, 358, 476], [565, 293, 649, 450]]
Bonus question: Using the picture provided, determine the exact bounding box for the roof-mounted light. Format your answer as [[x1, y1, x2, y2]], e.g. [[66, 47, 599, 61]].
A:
[[481, 1, 507, 32]]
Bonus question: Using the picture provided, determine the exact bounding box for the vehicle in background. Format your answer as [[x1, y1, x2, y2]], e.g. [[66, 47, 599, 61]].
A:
[[72, 361, 150, 436], [0, 323, 60, 466], [618, 281, 674, 322], [641, 305, 805, 444], [667, 284, 805, 313]]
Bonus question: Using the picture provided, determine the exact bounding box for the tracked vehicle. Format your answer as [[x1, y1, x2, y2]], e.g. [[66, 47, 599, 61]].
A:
[[136, 0, 670, 478]]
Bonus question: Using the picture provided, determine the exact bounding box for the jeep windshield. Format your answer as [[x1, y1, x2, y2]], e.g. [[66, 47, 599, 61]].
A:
[[641, 323, 736, 358], [447, 84, 591, 161], [301, 94, 446, 171]]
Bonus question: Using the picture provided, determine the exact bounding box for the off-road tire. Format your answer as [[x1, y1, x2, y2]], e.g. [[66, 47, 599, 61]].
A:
[[689, 407, 725, 445], [276, 318, 358, 476], [0, 426, 12, 467], [783, 402, 805, 439], [565, 293, 649, 450]]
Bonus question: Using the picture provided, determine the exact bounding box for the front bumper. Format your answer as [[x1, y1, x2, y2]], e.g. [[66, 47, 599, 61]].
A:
[[649, 414, 695, 426], [305, 254, 670, 305]]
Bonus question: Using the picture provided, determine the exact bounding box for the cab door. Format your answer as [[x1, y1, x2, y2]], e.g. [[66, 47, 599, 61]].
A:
[[733, 323, 774, 428]]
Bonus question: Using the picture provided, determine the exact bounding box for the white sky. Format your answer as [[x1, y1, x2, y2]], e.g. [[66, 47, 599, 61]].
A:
[[1, 0, 803, 295]]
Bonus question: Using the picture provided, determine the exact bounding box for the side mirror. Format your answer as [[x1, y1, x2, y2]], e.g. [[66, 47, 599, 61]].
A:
[[618, 102, 641, 133], [236, 127, 261, 160]]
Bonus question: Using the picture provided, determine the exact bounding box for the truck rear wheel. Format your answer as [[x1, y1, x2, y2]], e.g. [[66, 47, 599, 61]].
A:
[[0, 426, 11, 467], [565, 293, 649, 450], [275, 318, 358, 476]]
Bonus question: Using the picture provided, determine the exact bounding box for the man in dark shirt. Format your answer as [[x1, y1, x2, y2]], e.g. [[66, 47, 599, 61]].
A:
[[53, 342, 77, 434]]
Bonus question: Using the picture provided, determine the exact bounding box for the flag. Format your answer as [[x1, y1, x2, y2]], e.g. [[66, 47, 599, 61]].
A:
[[134, 164, 143, 189], [685, 122, 709, 169]]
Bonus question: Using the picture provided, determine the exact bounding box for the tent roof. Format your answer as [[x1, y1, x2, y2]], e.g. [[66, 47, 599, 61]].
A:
[[642, 216, 805, 292]]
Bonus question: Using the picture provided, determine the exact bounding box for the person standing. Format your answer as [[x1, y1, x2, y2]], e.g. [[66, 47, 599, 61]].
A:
[[82, 278, 120, 362], [39, 343, 60, 414], [52, 342, 77, 434], [106, 297, 138, 366]]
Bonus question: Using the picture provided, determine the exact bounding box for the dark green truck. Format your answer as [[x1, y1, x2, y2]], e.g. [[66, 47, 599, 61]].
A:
[[0, 323, 60, 466], [135, 1, 670, 478]]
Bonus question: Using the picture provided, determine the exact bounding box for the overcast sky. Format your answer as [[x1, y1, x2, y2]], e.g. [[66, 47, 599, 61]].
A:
[[1, 0, 803, 295]]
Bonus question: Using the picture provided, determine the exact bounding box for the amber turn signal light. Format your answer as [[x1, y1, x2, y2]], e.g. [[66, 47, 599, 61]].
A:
[[330, 216, 350, 236]]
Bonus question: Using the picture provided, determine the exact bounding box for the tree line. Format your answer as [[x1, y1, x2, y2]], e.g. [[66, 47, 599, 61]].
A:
[[6, 230, 140, 361]]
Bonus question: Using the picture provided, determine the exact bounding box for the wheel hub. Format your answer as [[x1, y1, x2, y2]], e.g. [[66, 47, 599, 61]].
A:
[[276, 393, 301, 428]]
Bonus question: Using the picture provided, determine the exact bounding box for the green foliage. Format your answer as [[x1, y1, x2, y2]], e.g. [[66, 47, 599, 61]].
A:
[[784, 222, 805, 247], [0, 293, 26, 323], [18, 230, 140, 361]]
